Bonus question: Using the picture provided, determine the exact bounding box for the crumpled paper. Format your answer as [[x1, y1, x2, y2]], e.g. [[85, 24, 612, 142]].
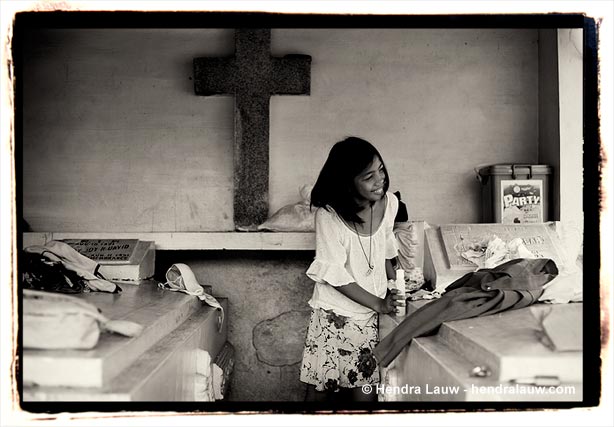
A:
[[461, 235, 535, 269], [408, 289, 442, 301], [458, 223, 583, 304]]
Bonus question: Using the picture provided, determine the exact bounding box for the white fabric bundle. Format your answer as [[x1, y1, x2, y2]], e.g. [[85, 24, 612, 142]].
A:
[[256, 184, 315, 232], [23, 289, 143, 350]]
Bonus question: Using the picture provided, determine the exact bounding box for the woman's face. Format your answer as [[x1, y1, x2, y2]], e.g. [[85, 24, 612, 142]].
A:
[[353, 155, 386, 204]]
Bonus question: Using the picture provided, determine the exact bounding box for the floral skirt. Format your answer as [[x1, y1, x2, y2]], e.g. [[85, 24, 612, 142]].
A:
[[299, 308, 379, 392]]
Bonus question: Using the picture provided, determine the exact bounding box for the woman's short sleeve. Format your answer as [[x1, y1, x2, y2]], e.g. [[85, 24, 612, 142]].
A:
[[306, 208, 355, 287]]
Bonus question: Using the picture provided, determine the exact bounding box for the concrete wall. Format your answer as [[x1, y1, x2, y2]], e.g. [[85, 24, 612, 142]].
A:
[[538, 28, 583, 226], [156, 251, 314, 402], [556, 28, 583, 226], [22, 29, 236, 232], [22, 28, 539, 230], [270, 29, 539, 224], [537, 29, 561, 220], [21, 28, 543, 401]]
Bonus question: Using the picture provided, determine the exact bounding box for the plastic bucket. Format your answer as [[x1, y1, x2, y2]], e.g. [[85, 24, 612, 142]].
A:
[[477, 164, 552, 223]]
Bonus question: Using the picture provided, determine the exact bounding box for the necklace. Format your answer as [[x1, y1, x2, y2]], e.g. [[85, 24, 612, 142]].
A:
[[353, 203, 374, 276]]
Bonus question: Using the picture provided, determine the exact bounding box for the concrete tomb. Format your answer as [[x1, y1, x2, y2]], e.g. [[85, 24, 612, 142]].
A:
[[425, 222, 568, 292]]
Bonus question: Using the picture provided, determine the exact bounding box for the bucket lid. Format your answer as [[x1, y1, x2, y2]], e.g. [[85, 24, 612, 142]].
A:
[[479, 164, 552, 176]]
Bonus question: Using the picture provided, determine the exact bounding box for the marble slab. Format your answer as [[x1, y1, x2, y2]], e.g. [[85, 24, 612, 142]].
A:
[[425, 222, 567, 292], [379, 301, 583, 401], [23, 299, 228, 401], [436, 303, 582, 382], [23, 280, 209, 388], [439, 223, 566, 270]]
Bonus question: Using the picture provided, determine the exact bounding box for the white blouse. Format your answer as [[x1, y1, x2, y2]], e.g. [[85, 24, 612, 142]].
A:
[[306, 192, 399, 319]]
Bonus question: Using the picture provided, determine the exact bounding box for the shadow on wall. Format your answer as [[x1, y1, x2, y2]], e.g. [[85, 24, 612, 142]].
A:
[[155, 250, 315, 401]]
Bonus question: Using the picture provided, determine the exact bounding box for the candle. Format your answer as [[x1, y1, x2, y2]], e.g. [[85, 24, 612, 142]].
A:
[[396, 269, 406, 316]]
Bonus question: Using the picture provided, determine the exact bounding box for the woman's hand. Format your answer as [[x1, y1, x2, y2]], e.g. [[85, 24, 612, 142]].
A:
[[378, 288, 405, 314]]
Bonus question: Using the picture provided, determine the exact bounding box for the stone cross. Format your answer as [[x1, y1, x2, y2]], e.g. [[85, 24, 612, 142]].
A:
[[193, 29, 311, 228]]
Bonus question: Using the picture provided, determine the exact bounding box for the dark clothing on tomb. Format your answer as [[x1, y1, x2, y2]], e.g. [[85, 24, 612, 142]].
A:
[[393, 191, 409, 223], [373, 258, 559, 367]]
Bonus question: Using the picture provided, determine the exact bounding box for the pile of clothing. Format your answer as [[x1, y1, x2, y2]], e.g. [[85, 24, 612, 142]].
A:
[[21, 240, 141, 350], [374, 257, 560, 367], [22, 240, 121, 294]]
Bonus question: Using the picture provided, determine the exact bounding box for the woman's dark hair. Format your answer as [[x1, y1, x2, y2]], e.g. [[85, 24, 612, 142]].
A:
[[311, 136, 389, 224]]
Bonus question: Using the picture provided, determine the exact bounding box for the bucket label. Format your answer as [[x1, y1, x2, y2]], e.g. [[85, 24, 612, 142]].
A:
[[500, 180, 543, 223]]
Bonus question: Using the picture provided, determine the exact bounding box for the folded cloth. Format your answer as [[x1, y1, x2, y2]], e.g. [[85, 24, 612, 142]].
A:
[[393, 222, 419, 270], [195, 349, 215, 401], [24, 240, 120, 293], [373, 258, 558, 367]]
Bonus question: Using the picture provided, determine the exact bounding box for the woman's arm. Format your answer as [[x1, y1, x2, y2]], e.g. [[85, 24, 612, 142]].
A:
[[336, 282, 400, 314]]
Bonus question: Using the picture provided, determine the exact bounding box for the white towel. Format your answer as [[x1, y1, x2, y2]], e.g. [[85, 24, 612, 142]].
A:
[[159, 263, 224, 325]]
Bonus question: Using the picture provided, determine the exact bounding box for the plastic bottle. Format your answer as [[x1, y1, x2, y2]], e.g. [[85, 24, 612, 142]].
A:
[[395, 269, 406, 317]]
